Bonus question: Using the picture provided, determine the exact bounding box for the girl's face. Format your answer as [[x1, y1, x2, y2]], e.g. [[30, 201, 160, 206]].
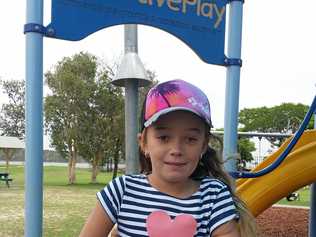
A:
[[140, 111, 208, 184]]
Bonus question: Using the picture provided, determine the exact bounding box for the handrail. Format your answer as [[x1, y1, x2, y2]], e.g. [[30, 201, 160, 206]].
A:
[[229, 95, 316, 179]]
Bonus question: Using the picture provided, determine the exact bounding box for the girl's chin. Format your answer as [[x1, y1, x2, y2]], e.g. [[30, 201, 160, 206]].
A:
[[161, 172, 191, 183]]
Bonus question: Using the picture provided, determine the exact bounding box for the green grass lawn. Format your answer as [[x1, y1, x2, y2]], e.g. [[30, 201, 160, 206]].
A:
[[0, 165, 114, 237]]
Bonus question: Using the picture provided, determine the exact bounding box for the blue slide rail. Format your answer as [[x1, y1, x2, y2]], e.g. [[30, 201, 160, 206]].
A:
[[230, 95, 316, 179]]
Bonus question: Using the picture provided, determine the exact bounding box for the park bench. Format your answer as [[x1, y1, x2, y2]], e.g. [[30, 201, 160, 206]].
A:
[[0, 172, 13, 188], [286, 192, 300, 201]]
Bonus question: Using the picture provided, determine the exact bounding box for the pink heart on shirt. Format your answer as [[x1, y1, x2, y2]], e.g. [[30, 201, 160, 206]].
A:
[[146, 210, 197, 237]]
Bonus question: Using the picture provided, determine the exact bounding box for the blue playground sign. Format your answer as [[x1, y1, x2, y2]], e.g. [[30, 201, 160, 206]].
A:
[[46, 0, 228, 65]]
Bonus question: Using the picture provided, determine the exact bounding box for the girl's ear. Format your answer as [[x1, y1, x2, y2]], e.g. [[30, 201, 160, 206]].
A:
[[202, 136, 209, 154], [137, 133, 142, 143], [138, 132, 146, 153]]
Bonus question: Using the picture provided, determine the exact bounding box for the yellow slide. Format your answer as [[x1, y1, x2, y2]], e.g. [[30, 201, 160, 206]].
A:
[[236, 130, 316, 217]]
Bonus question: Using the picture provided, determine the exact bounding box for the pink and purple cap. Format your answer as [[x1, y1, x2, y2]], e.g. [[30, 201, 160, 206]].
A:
[[144, 79, 212, 128]]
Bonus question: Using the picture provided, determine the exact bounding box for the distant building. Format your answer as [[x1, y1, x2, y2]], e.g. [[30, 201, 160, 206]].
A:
[[0, 136, 25, 168], [0, 136, 25, 149]]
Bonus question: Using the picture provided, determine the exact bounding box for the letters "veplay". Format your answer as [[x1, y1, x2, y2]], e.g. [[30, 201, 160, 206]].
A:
[[138, 0, 226, 29]]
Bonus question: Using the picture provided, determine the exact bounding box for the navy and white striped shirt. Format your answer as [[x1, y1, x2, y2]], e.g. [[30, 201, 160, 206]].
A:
[[97, 175, 238, 237]]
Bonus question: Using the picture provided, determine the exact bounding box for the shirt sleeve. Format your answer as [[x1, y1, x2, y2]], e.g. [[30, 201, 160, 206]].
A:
[[209, 182, 239, 234], [97, 175, 125, 224]]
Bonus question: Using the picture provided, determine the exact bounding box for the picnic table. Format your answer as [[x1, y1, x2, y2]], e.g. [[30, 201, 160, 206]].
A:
[[0, 172, 13, 187]]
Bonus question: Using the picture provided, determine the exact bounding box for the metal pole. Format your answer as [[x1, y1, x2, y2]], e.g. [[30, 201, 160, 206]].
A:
[[223, 1, 243, 173], [258, 137, 262, 162], [124, 25, 139, 174], [25, 0, 44, 236], [309, 108, 316, 237]]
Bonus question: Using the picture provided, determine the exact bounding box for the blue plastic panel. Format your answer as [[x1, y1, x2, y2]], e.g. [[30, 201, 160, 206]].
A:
[[46, 0, 228, 65]]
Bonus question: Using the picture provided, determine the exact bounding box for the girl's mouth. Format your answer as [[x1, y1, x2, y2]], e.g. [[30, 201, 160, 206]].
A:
[[164, 161, 187, 167]]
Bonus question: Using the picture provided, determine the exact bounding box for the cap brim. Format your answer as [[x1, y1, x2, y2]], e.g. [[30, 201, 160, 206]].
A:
[[144, 107, 210, 128]]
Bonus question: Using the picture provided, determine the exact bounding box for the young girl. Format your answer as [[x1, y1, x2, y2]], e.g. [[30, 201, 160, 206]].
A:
[[80, 79, 256, 237]]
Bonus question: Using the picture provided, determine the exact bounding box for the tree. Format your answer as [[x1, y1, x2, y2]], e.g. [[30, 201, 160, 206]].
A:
[[45, 52, 97, 184], [237, 138, 256, 170], [45, 52, 128, 183], [0, 79, 25, 137], [0, 79, 25, 170], [239, 103, 312, 146], [76, 67, 125, 183]]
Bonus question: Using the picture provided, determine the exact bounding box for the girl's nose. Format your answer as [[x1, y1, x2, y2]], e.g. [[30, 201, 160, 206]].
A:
[[170, 139, 183, 156]]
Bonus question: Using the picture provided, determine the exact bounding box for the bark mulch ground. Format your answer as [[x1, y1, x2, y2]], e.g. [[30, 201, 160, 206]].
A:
[[256, 206, 309, 237]]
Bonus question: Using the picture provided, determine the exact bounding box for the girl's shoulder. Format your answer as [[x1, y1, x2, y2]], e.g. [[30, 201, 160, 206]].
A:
[[200, 177, 230, 191], [111, 174, 148, 186], [101, 174, 149, 199], [121, 173, 147, 181]]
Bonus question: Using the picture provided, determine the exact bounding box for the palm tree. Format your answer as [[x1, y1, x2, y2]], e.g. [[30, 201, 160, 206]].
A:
[[149, 81, 180, 106]]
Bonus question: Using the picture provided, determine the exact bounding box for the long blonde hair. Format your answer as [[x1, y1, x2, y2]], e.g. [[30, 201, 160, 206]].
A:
[[198, 146, 257, 236]]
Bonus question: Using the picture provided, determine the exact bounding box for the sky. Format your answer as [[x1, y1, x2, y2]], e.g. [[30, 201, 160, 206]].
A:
[[1, 1, 316, 151]]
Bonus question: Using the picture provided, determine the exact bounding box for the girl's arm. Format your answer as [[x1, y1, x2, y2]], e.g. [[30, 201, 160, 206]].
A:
[[212, 220, 240, 237], [79, 201, 115, 237]]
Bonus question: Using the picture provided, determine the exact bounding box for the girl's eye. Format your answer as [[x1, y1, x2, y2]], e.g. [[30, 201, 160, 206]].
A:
[[157, 135, 169, 142], [186, 137, 198, 143]]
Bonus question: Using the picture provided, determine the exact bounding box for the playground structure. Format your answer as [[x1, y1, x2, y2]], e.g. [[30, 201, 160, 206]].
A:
[[236, 129, 316, 217], [231, 94, 316, 232], [24, 0, 316, 236], [213, 108, 316, 218]]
